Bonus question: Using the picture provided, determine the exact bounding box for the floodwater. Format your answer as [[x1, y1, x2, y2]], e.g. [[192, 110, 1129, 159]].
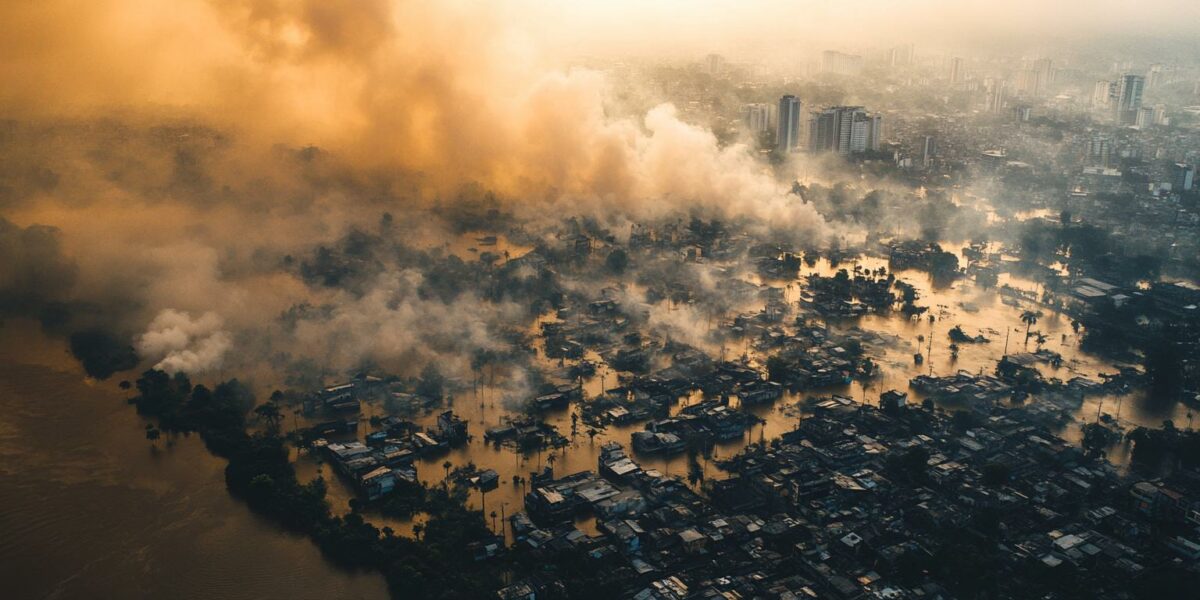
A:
[[307, 244, 1188, 541], [1, 235, 1187, 595], [0, 320, 388, 600]]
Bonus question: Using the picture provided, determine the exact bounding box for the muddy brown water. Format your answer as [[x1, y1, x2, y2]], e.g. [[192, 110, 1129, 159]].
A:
[[0, 321, 388, 600]]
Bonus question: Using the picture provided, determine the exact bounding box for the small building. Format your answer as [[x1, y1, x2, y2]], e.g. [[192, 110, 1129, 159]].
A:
[[679, 528, 707, 554], [880, 390, 908, 412]]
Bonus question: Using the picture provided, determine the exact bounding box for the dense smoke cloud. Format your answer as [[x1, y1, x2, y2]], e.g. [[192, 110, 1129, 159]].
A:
[[137, 309, 233, 374], [6, 0, 1162, 383], [0, 1, 825, 224], [0, 0, 838, 383], [0, 217, 77, 319], [284, 269, 521, 376]]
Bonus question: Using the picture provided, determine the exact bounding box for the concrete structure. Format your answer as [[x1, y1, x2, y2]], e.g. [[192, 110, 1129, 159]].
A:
[[776, 95, 802, 153], [742, 103, 771, 134], [809, 106, 882, 155], [1114, 74, 1145, 125]]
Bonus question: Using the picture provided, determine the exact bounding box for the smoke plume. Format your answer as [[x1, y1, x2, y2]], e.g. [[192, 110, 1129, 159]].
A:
[[137, 309, 233, 374]]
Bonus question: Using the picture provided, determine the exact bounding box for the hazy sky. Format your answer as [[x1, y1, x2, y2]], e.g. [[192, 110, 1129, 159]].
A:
[[2, 0, 1197, 376], [536, 0, 1200, 57], [4, 1, 1199, 118]]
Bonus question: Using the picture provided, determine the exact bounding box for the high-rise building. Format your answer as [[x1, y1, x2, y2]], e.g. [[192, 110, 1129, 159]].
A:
[[1010, 59, 1055, 97], [949, 57, 964, 83], [1087, 135, 1112, 168], [1091, 80, 1113, 109], [1033, 58, 1054, 94], [776, 95, 802, 153], [1136, 106, 1155, 128], [887, 44, 914, 66], [821, 50, 864, 75], [1172, 163, 1195, 192], [1113, 74, 1145, 125], [706, 54, 725, 76], [921, 135, 936, 168], [1147, 63, 1164, 89], [743, 103, 771, 134], [809, 106, 882, 155], [1014, 70, 1040, 95], [986, 81, 1007, 113], [1152, 105, 1168, 126]]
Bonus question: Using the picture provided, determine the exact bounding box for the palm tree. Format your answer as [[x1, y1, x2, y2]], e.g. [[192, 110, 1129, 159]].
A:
[[442, 460, 452, 483], [490, 510, 498, 532], [254, 402, 283, 433], [1020, 310, 1040, 349], [412, 523, 424, 541]]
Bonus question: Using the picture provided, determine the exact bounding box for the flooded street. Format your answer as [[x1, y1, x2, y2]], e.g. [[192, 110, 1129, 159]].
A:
[[303, 243, 1188, 541], [0, 237, 1186, 594], [0, 238, 1190, 595]]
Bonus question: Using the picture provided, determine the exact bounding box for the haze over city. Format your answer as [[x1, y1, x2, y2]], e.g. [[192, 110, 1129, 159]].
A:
[[3, 2, 1200, 599]]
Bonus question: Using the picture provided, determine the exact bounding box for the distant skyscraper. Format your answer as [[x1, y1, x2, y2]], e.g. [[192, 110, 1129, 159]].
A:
[[1087, 135, 1112, 168], [1172, 163, 1195, 192], [921, 135, 936, 168], [1136, 106, 1155, 128], [1033, 58, 1054, 94], [867, 115, 883, 151], [887, 44, 914, 66], [1014, 70, 1040, 95], [986, 82, 1007, 113], [1113, 74, 1145, 125], [776, 95, 802, 153], [821, 50, 864, 75], [949, 57, 964, 83], [743, 103, 771, 134], [809, 107, 881, 155], [706, 54, 725, 76], [1091, 80, 1113, 109], [1152, 105, 1168, 126], [1147, 63, 1164, 89]]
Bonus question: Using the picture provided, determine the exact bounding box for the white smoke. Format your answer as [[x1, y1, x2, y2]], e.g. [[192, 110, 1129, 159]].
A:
[[136, 309, 233, 374]]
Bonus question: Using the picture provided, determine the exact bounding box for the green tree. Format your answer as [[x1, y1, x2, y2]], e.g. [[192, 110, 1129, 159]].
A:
[[416, 363, 445, 400]]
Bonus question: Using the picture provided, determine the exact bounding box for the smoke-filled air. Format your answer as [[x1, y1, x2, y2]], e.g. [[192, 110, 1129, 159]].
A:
[[0, 0, 850, 379], [4, 2, 1200, 599]]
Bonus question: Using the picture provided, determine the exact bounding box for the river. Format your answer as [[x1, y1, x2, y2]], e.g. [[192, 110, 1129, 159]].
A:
[[0, 320, 388, 600]]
